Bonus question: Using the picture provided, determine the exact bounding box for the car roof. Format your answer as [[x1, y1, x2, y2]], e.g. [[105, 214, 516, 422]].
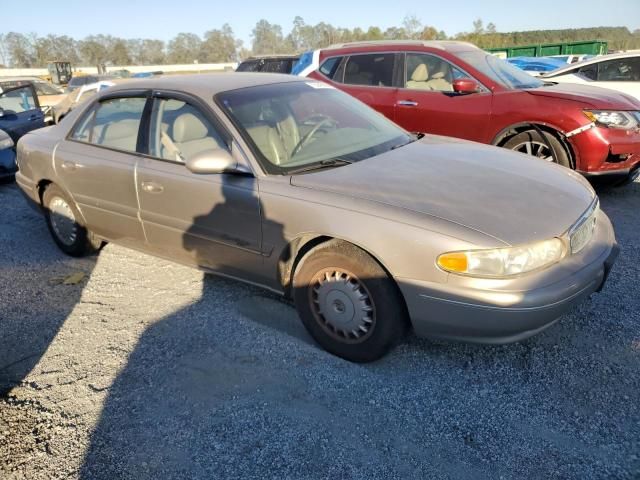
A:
[[105, 72, 306, 96], [242, 54, 299, 60], [543, 51, 640, 77], [321, 40, 481, 53]]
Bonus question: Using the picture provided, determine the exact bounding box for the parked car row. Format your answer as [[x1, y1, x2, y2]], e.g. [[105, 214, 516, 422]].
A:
[[13, 72, 620, 361]]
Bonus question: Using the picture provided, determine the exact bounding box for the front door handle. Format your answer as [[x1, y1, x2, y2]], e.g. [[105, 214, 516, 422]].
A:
[[141, 181, 164, 194], [60, 161, 77, 171], [397, 100, 419, 107]]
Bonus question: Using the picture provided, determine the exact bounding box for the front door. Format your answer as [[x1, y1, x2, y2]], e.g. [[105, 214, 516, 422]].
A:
[[136, 94, 262, 280], [0, 85, 45, 141], [394, 52, 492, 141], [54, 93, 147, 245]]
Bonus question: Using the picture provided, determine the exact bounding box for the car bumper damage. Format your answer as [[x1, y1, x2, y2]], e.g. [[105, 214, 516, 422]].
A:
[[398, 212, 619, 344]]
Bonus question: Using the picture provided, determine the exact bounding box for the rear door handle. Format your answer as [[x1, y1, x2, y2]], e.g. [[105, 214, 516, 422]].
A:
[[397, 100, 419, 107], [141, 181, 164, 194], [60, 161, 77, 171]]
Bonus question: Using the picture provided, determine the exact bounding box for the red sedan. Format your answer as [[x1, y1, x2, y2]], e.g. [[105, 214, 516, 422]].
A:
[[296, 41, 640, 183]]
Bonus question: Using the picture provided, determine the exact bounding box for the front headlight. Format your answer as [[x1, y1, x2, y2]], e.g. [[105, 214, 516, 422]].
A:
[[583, 110, 640, 130], [437, 238, 566, 278]]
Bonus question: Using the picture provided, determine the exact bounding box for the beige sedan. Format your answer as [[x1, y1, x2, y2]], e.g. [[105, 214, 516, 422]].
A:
[[15, 73, 619, 361]]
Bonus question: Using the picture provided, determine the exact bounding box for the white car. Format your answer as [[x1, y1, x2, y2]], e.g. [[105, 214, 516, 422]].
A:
[[543, 52, 640, 101]]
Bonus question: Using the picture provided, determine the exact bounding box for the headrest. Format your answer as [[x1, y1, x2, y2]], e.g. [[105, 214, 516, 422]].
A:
[[411, 64, 429, 82], [431, 71, 446, 79], [173, 113, 208, 143]]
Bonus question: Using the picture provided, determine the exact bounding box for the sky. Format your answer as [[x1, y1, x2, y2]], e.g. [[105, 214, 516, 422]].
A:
[[2, 0, 639, 47]]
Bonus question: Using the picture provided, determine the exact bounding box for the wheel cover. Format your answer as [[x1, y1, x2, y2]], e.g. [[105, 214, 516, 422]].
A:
[[512, 140, 554, 162], [49, 196, 77, 246], [309, 268, 376, 344]]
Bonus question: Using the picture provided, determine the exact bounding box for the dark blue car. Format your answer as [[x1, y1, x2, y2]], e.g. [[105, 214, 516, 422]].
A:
[[0, 84, 45, 180]]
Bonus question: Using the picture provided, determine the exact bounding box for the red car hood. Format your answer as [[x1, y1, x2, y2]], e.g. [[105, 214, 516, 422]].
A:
[[525, 83, 640, 110]]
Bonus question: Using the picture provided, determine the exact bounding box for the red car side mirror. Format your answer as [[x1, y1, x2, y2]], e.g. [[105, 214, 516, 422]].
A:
[[452, 78, 481, 95]]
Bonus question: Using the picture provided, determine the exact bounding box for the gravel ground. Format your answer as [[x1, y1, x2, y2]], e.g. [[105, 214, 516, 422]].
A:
[[0, 180, 639, 479]]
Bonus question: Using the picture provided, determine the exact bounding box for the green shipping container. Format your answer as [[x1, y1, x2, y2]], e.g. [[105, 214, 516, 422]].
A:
[[487, 40, 608, 58]]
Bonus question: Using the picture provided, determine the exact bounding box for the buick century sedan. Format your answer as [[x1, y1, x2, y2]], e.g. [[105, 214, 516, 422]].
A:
[[16, 74, 619, 361]]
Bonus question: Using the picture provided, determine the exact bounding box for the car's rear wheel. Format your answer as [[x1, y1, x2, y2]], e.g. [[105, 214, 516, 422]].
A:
[[43, 184, 102, 257], [292, 240, 407, 362], [503, 129, 571, 168]]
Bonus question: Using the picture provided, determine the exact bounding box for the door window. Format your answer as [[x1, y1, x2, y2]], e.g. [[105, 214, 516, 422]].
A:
[[148, 98, 226, 163], [342, 54, 395, 87], [596, 58, 640, 82], [0, 86, 37, 113], [405, 53, 467, 92], [70, 96, 146, 152], [576, 64, 597, 81]]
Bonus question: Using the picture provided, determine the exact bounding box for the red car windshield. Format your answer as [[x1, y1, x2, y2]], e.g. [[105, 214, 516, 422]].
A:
[[458, 51, 545, 90]]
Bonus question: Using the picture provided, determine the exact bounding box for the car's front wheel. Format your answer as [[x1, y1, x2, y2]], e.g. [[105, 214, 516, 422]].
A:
[[43, 184, 102, 257], [293, 240, 408, 362], [503, 129, 571, 168]]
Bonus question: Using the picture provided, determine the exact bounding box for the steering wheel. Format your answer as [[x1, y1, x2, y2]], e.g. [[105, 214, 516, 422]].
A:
[[291, 115, 336, 157]]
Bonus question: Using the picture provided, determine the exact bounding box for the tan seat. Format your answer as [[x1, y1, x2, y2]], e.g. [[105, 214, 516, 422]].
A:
[[406, 64, 433, 90], [425, 71, 453, 92], [246, 124, 288, 165], [171, 112, 221, 161], [97, 119, 139, 151], [344, 61, 374, 86]]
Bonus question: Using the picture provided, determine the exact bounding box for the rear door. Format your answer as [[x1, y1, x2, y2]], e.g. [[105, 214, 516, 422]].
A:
[[54, 92, 148, 245], [136, 91, 263, 280], [0, 85, 45, 141], [324, 52, 401, 121], [394, 52, 492, 141]]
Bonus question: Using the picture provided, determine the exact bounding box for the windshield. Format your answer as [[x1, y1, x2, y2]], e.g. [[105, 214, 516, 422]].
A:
[[217, 81, 412, 174], [458, 51, 545, 89]]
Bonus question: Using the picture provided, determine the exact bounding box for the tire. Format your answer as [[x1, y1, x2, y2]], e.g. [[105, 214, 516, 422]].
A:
[[292, 240, 408, 362], [503, 129, 571, 168], [42, 184, 102, 257]]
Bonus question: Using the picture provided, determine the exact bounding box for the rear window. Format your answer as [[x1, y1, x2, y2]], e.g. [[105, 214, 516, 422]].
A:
[[262, 59, 293, 73], [236, 60, 260, 72]]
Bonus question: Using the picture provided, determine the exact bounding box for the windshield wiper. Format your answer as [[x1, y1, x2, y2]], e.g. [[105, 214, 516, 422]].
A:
[[390, 137, 417, 151], [287, 158, 352, 175]]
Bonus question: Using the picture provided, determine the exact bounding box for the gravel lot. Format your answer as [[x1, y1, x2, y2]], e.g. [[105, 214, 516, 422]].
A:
[[1, 180, 639, 479]]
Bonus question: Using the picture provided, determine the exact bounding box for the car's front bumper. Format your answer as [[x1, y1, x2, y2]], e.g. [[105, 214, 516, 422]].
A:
[[398, 211, 618, 344], [0, 148, 17, 179], [572, 125, 640, 179]]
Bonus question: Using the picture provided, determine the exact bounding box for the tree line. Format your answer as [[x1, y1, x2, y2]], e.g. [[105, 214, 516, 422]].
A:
[[1, 16, 639, 68]]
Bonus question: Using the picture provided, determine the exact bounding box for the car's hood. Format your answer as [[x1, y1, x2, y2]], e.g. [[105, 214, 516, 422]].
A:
[[290, 136, 595, 245], [525, 82, 640, 109]]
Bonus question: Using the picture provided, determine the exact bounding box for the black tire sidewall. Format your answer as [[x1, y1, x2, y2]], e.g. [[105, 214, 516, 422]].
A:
[[503, 130, 571, 168], [293, 241, 407, 362], [43, 184, 92, 257]]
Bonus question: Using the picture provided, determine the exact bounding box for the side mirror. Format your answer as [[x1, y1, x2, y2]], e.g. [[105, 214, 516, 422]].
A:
[[185, 149, 238, 174], [452, 78, 481, 95]]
